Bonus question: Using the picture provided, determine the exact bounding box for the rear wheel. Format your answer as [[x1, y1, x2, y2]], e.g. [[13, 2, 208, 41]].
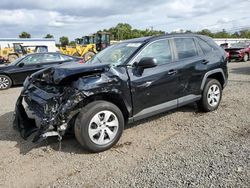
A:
[[198, 79, 222, 112], [243, 53, 249, 62], [83, 51, 95, 62], [0, 75, 12, 90], [74, 100, 124, 152]]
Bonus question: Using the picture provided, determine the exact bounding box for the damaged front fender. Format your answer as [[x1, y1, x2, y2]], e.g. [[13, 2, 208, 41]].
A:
[[13, 65, 132, 143]]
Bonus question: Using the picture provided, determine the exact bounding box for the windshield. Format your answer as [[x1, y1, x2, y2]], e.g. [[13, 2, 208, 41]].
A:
[[8, 56, 25, 66], [230, 43, 249, 48], [87, 42, 142, 65]]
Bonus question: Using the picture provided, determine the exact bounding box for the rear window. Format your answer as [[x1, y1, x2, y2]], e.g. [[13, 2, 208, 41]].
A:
[[197, 39, 213, 54], [174, 38, 198, 60], [61, 54, 76, 61]]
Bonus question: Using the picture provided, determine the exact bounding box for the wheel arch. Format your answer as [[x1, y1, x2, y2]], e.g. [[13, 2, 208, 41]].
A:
[[75, 92, 131, 123], [201, 69, 226, 90]]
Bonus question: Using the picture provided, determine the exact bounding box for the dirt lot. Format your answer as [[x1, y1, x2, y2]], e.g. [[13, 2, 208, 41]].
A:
[[0, 62, 249, 187]]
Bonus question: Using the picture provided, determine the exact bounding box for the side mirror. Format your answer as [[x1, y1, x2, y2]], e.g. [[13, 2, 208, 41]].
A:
[[134, 57, 157, 75], [18, 62, 24, 67]]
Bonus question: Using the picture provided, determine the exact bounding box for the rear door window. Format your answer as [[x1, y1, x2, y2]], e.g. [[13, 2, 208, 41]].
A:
[[40, 54, 62, 63], [174, 38, 198, 60]]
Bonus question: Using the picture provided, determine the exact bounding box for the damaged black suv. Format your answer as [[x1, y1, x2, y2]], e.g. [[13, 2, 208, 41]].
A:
[[14, 34, 228, 152]]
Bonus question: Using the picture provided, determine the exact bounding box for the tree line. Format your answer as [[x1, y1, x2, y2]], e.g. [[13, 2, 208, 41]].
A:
[[18, 23, 250, 47]]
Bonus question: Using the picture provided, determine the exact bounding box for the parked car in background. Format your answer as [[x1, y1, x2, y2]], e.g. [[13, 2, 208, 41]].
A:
[[0, 52, 82, 90], [0, 57, 5, 64], [14, 34, 228, 152], [225, 42, 250, 62], [220, 43, 229, 49]]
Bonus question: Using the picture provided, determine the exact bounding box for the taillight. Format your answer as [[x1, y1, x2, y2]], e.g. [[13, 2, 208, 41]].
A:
[[79, 60, 84, 64]]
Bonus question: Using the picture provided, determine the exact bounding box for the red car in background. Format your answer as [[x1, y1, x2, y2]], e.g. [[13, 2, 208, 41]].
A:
[[225, 43, 250, 62]]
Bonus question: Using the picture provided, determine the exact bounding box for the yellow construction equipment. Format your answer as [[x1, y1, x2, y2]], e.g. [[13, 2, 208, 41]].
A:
[[60, 32, 111, 62], [0, 43, 49, 63], [0, 43, 27, 63]]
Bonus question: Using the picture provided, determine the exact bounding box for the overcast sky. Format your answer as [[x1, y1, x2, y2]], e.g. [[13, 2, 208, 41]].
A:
[[0, 0, 249, 41]]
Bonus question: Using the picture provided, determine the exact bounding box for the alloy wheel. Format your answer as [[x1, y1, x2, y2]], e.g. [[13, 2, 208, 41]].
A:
[[88, 110, 119, 145], [207, 84, 221, 107], [0, 76, 10, 89]]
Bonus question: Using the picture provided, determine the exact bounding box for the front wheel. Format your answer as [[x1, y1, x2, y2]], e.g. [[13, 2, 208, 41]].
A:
[[243, 53, 249, 62], [74, 101, 124, 152], [198, 79, 222, 112], [0, 75, 12, 90]]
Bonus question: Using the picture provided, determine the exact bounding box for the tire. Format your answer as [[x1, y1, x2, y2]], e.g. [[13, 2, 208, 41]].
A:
[[74, 100, 124, 153], [0, 75, 12, 90], [8, 55, 18, 63], [198, 79, 222, 112], [243, 53, 249, 62], [83, 51, 95, 62]]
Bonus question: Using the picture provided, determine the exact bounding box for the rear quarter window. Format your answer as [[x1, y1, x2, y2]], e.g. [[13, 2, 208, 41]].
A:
[[197, 38, 213, 54], [174, 38, 198, 60]]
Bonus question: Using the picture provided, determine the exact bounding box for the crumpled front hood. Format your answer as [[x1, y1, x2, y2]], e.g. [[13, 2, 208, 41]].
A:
[[51, 62, 111, 84]]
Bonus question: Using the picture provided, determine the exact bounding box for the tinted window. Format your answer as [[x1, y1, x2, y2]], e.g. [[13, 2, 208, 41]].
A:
[[174, 38, 198, 60], [61, 54, 75, 61], [21, 54, 44, 65], [198, 39, 213, 54], [135, 39, 172, 65], [41, 54, 62, 62]]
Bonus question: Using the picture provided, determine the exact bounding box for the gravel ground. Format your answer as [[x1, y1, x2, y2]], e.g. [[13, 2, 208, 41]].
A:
[[0, 62, 249, 188]]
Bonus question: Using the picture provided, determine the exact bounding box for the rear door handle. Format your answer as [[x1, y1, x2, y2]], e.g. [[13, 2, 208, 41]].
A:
[[202, 59, 209, 64], [168, 70, 177, 75]]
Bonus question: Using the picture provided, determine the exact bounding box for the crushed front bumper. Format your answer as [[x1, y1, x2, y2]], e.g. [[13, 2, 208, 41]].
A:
[[13, 78, 86, 142], [13, 95, 39, 141], [13, 80, 63, 142]]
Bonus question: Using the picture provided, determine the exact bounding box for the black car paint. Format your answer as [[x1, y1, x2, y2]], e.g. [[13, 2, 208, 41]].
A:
[[13, 34, 228, 142], [0, 53, 81, 86]]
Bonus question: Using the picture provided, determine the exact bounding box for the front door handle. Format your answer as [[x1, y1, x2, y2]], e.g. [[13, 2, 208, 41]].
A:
[[168, 70, 177, 75], [202, 59, 209, 64]]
